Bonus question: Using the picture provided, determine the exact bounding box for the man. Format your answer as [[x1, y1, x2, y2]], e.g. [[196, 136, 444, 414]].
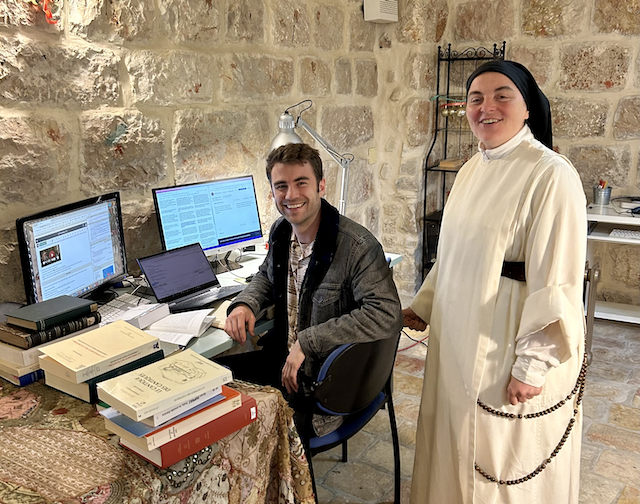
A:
[[218, 143, 402, 438]]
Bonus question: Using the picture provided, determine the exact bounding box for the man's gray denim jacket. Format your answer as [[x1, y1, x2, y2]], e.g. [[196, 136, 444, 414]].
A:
[[228, 198, 403, 381]]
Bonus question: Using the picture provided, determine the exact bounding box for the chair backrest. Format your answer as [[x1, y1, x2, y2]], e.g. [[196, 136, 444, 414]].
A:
[[314, 332, 401, 415]]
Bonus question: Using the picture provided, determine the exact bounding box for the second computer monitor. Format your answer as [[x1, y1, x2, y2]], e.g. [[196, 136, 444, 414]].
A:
[[152, 175, 263, 260]]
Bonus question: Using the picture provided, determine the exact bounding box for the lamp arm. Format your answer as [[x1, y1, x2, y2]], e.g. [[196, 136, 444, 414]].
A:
[[295, 116, 351, 216]]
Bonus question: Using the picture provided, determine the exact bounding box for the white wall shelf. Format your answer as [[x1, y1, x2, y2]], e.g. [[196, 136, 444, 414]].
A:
[[587, 203, 640, 324]]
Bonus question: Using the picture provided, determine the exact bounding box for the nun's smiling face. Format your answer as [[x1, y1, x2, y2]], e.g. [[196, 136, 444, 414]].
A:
[[466, 72, 530, 150]]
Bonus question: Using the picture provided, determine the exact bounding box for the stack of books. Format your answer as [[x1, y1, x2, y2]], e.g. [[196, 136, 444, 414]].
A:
[[38, 320, 163, 402], [0, 296, 102, 386], [97, 349, 257, 468]]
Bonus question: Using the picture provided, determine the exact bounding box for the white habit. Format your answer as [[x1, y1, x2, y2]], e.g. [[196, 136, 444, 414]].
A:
[[410, 127, 587, 504]]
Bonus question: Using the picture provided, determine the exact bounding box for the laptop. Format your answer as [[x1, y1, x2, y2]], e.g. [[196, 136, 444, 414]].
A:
[[137, 244, 245, 313]]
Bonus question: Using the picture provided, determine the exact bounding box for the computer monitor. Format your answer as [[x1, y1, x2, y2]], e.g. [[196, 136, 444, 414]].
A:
[[152, 175, 263, 271], [16, 192, 128, 304]]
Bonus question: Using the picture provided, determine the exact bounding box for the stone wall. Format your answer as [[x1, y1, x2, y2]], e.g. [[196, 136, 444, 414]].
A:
[[0, 0, 638, 306]]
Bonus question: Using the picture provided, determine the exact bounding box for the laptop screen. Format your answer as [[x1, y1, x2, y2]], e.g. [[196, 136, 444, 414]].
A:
[[137, 244, 219, 302]]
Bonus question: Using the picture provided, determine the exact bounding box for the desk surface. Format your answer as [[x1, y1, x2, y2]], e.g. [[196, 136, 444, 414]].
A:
[[0, 378, 314, 504]]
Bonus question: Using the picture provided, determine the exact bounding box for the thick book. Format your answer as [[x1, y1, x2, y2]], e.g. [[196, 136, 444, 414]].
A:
[[96, 348, 232, 421], [39, 320, 160, 384], [141, 385, 222, 427], [125, 303, 170, 330], [101, 385, 241, 450], [119, 392, 257, 468], [0, 331, 90, 368], [0, 367, 44, 386], [6, 296, 98, 331], [44, 349, 165, 403], [0, 313, 101, 349], [0, 356, 40, 377]]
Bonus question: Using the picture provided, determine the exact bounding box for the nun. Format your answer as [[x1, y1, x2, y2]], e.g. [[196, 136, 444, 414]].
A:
[[404, 60, 587, 503]]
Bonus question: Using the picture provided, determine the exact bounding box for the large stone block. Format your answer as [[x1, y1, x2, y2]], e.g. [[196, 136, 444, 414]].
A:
[[404, 52, 436, 91], [320, 105, 374, 151], [1, 0, 62, 30], [220, 54, 293, 100], [159, 0, 221, 46], [335, 58, 352, 95], [300, 57, 331, 97], [568, 145, 631, 188], [609, 244, 640, 289], [172, 107, 270, 185], [549, 97, 608, 138], [0, 37, 119, 107], [80, 111, 166, 194], [355, 59, 378, 98], [0, 115, 72, 205], [521, 0, 586, 37], [559, 44, 630, 91], [396, 0, 447, 43], [272, 1, 310, 47], [69, 0, 154, 43], [0, 227, 25, 303], [593, 0, 640, 35], [454, 0, 514, 41], [226, 0, 264, 44], [347, 159, 374, 206], [509, 46, 553, 87], [312, 4, 344, 51], [403, 98, 432, 147], [613, 96, 640, 140], [121, 199, 162, 276], [125, 51, 215, 105], [349, 10, 375, 52]]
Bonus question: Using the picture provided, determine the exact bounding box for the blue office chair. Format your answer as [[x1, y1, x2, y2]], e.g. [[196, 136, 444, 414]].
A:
[[306, 333, 401, 504]]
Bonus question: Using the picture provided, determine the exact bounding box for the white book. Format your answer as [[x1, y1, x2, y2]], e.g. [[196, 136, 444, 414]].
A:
[[124, 303, 170, 330], [144, 309, 215, 346], [96, 348, 232, 421], [0, 331, 85, 368], [140, 385, 222, 427], [38, 320, 160, 384], [0, 356, 40, 376]]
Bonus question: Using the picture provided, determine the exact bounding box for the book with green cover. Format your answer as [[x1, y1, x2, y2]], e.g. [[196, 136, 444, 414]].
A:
[[96, 348, 233, 421], [6, 296, 98, 331]]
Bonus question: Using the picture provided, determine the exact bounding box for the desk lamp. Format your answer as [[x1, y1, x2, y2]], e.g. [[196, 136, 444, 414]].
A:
[[269, 100, 354, 216]]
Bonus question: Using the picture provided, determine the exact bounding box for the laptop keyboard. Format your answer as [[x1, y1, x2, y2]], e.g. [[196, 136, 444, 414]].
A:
[[170, 284, 244, 311], [99, 293, 151, 324]]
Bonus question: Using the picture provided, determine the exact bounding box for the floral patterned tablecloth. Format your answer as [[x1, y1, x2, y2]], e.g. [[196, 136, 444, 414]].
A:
[[0, 378, 315, 504]]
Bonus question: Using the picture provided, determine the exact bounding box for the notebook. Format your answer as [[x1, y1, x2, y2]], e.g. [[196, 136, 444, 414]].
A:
[[137, 244, 245, 313]]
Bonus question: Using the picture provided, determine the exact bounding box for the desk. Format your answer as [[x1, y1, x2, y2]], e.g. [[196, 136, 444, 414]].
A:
[[0, 378, 315, 504], [187, 251, 403, 358], [586, 203, 640, 324]]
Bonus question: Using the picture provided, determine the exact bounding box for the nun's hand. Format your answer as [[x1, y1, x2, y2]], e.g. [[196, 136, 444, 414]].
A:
[[507, 376, 542, 405]]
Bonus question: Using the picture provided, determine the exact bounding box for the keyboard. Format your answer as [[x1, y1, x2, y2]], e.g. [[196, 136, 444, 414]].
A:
[[98, 293, 151, 324], [609, 228, 640, 240], [169, 285, 245, 313]]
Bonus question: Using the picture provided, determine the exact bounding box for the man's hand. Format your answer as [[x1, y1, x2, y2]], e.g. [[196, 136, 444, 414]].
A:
[[402, 307, 427, 331], [507, 376, 543, 405], [224, 305, 255, 345], [281, 340, 306, 394]]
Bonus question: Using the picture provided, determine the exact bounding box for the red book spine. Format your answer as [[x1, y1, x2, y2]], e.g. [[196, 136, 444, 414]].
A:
[[121, 392, 257, 468]]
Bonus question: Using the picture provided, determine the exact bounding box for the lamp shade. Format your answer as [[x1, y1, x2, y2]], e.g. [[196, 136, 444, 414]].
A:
[[269, 112, 303, 152]]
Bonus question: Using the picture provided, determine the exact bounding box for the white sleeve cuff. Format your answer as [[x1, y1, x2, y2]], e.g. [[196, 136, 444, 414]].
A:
[[512, 355, 552, 388]]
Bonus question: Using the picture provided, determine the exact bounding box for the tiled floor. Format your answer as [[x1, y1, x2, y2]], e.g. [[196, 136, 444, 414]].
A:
[[311, 319, 640, 504]]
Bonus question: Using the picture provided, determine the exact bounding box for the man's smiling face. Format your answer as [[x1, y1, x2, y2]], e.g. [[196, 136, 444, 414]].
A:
[[270, 161, 325, 237]]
